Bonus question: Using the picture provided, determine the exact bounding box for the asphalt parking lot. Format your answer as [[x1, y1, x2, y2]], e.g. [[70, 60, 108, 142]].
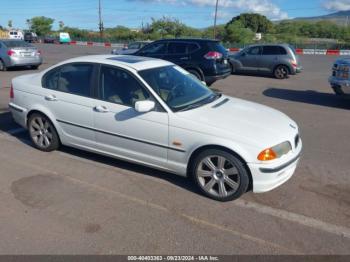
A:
[[0, 43, 349, 255]]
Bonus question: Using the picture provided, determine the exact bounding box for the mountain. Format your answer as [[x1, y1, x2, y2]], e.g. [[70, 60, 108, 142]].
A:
[[292, 10, 350, 25]]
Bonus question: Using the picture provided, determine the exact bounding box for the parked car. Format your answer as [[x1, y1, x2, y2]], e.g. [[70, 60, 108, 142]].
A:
[[0, 39, 42, 71], [43, 35, 59, 44], [24, 32, 38, 43], [229, 44, 302, 79], [111, 41, 152, 55], [8, 30, 24, 40], [328, 58, 350, 97], [134, 39, 231, 85], [9, 55, 302, 201], [59, 32, 71, 44]]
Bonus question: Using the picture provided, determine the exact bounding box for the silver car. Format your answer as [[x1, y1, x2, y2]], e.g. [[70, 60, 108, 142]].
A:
[[0, 39, 42, 71], [229, 44, 302, 79], [111, 41, 152, 55]]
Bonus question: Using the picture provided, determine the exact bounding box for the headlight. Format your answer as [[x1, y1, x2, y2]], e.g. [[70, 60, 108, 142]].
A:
[[257, 141, 292, 161]]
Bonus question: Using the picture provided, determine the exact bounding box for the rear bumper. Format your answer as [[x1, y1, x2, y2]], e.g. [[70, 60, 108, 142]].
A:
[[8, 56, 42, 67], [205, 70, 231, 85], [8, 102, 27, 128], [295, 66, 303, 73]]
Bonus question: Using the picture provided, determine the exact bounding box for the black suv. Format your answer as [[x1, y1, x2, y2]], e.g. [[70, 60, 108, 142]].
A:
[[134, 39, 231, 85]]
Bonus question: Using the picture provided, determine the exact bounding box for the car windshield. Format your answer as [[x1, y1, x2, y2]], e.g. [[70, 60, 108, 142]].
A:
[[3, 40, 32, 48], [139, 66, 219, 112]]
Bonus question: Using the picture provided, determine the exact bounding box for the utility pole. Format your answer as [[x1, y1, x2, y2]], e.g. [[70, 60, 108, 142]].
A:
[[98, 0, 104, 39], [213, 0, 219, 39]]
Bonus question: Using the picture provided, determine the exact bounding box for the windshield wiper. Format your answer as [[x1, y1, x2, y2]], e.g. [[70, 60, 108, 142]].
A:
[[177, 93, 222, 112]]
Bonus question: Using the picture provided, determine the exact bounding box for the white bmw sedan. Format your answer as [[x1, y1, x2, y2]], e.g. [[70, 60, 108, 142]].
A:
[[9, 55, 302, 201]]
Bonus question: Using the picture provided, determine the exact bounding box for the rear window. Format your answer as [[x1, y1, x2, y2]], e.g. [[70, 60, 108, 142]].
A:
[[207, 41, 227, 54], [3, 41, 32, 48]]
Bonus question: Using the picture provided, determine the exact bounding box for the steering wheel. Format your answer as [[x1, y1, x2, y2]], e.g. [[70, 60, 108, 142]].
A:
[[166, 83, 185, 103]]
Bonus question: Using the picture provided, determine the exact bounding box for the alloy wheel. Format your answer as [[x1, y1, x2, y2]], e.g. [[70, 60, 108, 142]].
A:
[[29, 116, 54, 149], [196, 155, 240, 198]]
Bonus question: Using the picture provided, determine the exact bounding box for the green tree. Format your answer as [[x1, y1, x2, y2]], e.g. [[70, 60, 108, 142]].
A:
[[224, 20, 255, 44], [226, 13, 273, 33], [29, 16, 54, 36]]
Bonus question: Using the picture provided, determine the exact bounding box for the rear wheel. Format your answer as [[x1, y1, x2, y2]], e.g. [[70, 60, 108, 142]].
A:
[[28, 113, 60, 152], [31, 65, 39, 70], [187, 69, 202, 81], [274, 65, 289, 79], [0, 60, 7, 71], [190, 149, 249, 201]]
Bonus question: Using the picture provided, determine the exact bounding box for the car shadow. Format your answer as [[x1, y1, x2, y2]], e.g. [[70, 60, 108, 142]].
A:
[[59, 145, 200, 195], [263, 88, 350, 110], [4, 66, 38, 71], [0, 111, 200, 197]]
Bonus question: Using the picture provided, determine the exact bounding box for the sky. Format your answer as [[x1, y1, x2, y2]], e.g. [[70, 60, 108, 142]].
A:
[[0, 0, 349, 30]]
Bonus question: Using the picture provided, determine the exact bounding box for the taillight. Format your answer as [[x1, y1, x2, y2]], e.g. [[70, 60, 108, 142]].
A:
[[10, 84, 14, 99], [204, 51, 223, 60], [7, 49, 15, 56]]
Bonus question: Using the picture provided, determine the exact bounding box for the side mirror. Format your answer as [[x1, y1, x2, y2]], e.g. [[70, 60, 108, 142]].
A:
[[201, 81, 207, 86], [241, 52, 246, 57], [134, 100, 155, 113]]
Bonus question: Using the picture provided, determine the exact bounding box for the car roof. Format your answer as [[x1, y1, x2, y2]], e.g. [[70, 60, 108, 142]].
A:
[[59, 55, 173, 71], [153, 38, 218, 43], [246, 43, 290, 48]]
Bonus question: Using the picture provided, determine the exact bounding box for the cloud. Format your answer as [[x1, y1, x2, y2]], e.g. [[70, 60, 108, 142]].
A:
[[129, 0, 288, 20], [324, 0, 350, 11]]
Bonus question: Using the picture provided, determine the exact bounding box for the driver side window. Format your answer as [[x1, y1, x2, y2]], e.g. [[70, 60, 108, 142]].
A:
[[99, 65, 150, 107]]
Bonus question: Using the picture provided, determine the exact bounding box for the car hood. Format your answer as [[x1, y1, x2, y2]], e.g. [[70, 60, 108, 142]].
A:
[[175, 95, 298, 148]]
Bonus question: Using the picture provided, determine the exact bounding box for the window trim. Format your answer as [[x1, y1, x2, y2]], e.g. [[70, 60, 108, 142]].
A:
[[96, 63, 166, 112], [41, 62, 97, 99]]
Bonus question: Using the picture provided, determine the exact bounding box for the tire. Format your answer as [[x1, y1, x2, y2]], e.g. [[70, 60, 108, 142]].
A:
[[0, 59, 7, 71], [190, 149, 249, 201], [230, 62, 236, 74], [332, 85, 345, 96], [187, 69, 202, 81], [274, 65, 289, 79], [31, 65, 39, 70], [28, 113, 60, 152]]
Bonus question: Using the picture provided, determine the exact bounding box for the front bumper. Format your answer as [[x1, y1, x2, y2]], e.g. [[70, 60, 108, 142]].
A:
[[329, 76, 350, 95], [296, 66, 303, 73], [248, 139, 302, 193], [8, 56, 42, 67]]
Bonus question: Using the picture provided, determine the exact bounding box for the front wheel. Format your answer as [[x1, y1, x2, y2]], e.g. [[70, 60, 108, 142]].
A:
[[190, 149, 249, 201], [274, 65, 289, 79], [28, 113, 60, 152]]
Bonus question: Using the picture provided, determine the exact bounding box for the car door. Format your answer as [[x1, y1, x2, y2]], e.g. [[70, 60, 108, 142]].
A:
[[136, 41, 167, 59], [92, 64, 169, 167], [163, 42, 189, 66], [260, 46, 285, 74], [42, 63, 98, 148], [238, 46, 261, 72]]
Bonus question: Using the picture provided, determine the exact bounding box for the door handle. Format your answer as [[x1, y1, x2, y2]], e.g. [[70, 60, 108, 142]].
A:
[[94, 105, 109, 113], [180, 57, 189, 60], [44, 94, 57, 101]]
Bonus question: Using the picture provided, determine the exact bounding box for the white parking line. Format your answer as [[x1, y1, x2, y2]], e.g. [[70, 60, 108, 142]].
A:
[[234, 200, 350, 239]]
